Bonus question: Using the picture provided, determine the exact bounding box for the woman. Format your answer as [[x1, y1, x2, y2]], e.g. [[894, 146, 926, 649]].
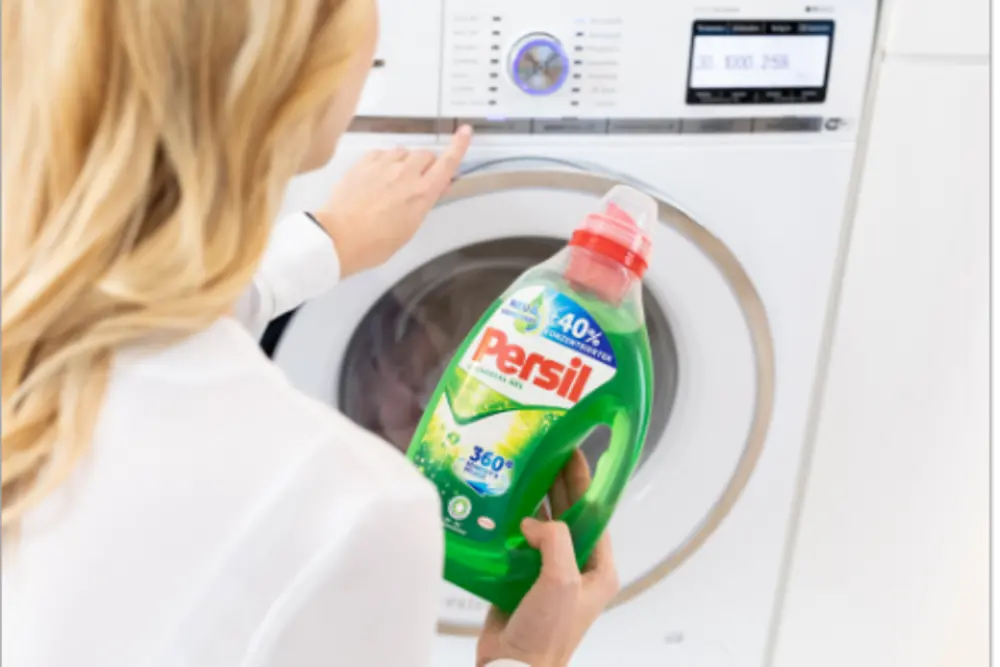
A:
[[1, 1, 619, 666]]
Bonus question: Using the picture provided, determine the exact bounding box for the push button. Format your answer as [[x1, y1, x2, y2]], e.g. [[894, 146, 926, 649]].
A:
[[532, 118, 609, 134], [752, 117, 823, 133], [608, 119, 681, 134], [680, 118, 753, 134], [348, 116, 439, 134], [458, 118, 532, 134]]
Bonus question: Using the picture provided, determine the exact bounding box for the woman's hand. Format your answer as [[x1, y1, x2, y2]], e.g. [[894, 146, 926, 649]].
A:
[[313, 125, 473, 279], [476, 451, 620, 667]]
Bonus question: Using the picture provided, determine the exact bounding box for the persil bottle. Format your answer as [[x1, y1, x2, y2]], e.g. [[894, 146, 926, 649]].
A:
[[407, 185, 655, 612]]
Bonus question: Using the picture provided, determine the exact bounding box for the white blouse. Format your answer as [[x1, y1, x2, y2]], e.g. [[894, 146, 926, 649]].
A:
[[2, 214, 526, 667]]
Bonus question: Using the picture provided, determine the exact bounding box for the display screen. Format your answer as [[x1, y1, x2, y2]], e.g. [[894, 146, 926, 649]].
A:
[[687, 20, 834, 105]]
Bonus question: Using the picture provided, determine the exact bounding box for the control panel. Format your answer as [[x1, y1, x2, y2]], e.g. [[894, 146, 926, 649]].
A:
[[440, 4, 631, 118], [353, 0, 878, 135]]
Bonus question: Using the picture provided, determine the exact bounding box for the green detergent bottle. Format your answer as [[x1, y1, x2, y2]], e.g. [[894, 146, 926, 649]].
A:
[[407, 185, 655, 612]]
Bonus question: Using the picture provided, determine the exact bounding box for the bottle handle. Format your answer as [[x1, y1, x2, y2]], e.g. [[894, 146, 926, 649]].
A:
[[556, 403, 646, 557], [510, 398, 646, 560], [500, 400, 647, 609]]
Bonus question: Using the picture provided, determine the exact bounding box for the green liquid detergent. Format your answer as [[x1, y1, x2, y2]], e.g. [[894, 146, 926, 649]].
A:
[[407, 185, 656, 612]]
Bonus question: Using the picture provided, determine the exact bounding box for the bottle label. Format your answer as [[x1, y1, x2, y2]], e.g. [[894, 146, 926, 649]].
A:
[[410, 286, 618, 542]]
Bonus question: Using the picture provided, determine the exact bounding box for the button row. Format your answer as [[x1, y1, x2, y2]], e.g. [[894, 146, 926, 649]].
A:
[[348, 116, 831, 135]]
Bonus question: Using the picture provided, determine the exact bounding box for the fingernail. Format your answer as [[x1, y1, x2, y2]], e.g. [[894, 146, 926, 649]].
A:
[[458, 124, 473, 136]]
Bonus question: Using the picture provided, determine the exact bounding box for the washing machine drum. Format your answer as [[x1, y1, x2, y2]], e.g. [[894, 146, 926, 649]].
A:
[[270, 160, 773, 632]]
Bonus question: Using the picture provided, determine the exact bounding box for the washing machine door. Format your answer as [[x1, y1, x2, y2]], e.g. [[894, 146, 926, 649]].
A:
[[271, 157, 774, 634]]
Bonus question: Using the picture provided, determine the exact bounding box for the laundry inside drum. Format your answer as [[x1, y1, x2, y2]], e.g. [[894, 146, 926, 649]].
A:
[[337, 236, 679, 475]]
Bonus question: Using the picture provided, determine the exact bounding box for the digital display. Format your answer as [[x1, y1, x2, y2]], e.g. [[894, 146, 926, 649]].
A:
[[687, 21, 835, 105]]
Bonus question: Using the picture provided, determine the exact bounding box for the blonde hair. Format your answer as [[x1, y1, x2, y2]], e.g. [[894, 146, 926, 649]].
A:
[[1, 0, 369, 529]]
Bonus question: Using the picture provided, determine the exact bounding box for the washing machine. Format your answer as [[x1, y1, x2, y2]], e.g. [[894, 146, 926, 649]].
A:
[[266, 1, 879, 665]]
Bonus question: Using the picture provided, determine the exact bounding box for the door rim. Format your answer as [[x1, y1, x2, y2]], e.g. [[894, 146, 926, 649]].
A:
[[272, 163, 776, 635]]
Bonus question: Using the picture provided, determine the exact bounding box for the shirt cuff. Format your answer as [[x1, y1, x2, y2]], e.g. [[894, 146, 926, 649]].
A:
[[256, 211, 341, 313]]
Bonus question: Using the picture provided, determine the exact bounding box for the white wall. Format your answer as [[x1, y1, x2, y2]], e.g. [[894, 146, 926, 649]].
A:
[[771, 0, 990, 665], [883, 0, 990, 58]]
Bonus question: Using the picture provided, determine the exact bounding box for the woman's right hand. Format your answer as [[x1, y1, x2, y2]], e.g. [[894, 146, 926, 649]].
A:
[[476, 451, 620, 667], [312, 125, 473, 279]]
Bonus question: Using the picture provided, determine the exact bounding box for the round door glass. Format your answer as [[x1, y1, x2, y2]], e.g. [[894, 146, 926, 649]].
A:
[[337, 237, 679, 472]]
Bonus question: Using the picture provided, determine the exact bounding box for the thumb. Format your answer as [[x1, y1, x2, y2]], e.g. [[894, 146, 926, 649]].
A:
[[521, 517, 580, 585]]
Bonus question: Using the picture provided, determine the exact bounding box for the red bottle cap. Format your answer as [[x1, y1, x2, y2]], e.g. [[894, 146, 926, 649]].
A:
[[565, 186, 655, 302]]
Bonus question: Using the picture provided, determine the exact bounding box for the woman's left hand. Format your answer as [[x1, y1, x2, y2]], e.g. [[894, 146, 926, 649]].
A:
[[312, 124, 473, 279]]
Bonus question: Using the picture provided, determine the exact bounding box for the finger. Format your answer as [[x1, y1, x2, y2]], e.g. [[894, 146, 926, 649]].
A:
[[583, 529, 616, 583], [401, 149, 436, 176], [583, 538, 620, 603], [562, 449, 593, 504], [422, 124, 473, 195], [371, 146, 406, 163], [550, 449, 590, 517], [548, 468, 571, 518], [521, 518, 580, 586], [383, 146, 408, 162]]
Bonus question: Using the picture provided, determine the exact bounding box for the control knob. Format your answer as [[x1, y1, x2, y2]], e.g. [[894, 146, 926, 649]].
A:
[[509, 33, 569, 96]]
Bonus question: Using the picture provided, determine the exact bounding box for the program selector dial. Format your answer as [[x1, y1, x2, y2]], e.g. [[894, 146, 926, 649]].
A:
[[509, 33, 570, 95]]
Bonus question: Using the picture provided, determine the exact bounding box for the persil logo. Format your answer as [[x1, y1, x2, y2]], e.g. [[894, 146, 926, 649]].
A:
[[471, 327, 593, 404]]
